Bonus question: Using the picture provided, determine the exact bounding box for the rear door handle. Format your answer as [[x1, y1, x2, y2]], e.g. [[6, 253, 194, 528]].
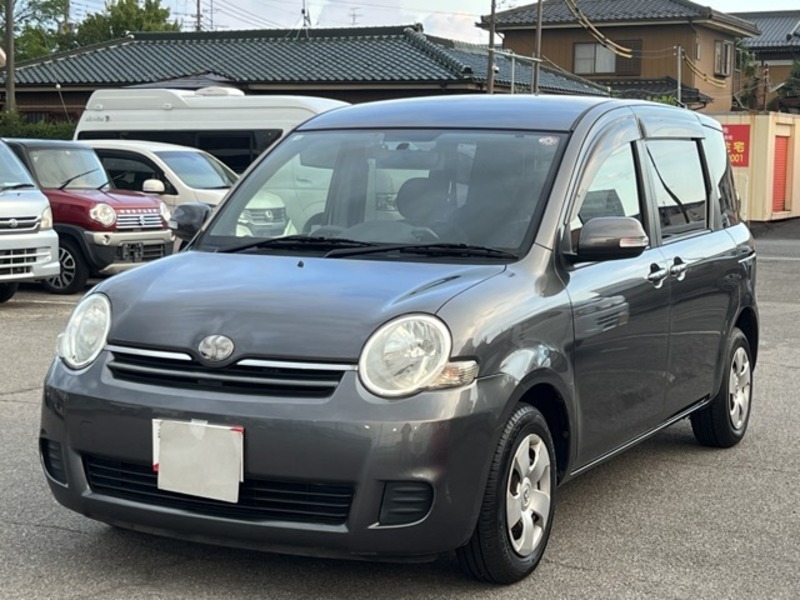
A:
[[670, 258, 687, 280]]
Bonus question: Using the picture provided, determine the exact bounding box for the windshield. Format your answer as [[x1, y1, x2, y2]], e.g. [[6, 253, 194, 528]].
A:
[[198, 129, 565, 260], [28, 147, 108, 189], [0, 143, 36, 189], [156, 150, 238, 189]]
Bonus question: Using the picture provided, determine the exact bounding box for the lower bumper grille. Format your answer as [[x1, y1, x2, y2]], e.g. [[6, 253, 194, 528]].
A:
[[84, 455, 354, 525], [0, 247, 45, 278], [114, 243, 167, 263]]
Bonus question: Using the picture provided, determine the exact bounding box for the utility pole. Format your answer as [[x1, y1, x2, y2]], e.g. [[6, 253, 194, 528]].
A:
[[195, 0, 202, 31], [4, 0, 15, 113], [349, 8, 360, 26], [301, 0, 311, 29], [487, 0, 496, 94], [676, 45, 682, 105], [533, 0, 544, 94]]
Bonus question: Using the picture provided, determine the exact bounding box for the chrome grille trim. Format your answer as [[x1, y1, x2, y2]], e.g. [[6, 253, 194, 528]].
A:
[[238, 359, 356, 371], [116, 214, 163, 230], [105, 344, 192, 361], [0, 216, 39, 233], [105, 344, 351, 396]]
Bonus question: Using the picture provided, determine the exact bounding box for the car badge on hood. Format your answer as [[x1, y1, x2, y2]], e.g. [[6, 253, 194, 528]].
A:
[[199, 335, 235, 361]]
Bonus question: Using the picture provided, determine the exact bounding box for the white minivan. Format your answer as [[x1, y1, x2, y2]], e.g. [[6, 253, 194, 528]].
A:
[[87, 140, 292, 238], [74, 87, 348, 173], [0, 140, 60, 302]]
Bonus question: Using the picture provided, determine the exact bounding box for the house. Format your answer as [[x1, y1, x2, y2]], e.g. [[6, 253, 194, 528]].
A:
[[483, 0, 760, 111], [0, 25, 607, 122], [732, 11, 800, 110]]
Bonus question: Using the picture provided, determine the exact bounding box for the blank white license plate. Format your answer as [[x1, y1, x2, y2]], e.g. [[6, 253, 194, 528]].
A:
[[152, 419, 244, 503]]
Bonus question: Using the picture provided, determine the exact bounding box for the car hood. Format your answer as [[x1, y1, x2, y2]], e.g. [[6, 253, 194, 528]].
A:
[[44, 187, 162, 209], [191, 188, 229, 205], [101, 252, 505, 362], [0, 188, 50, 215]]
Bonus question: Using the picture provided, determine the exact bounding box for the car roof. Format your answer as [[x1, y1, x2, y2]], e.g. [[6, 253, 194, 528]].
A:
[[299, 94, 615, 132], [82, 139, 208, 153], [2, 138, 94, 150]]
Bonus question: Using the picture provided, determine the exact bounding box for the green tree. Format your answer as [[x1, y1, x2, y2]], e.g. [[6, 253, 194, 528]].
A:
[[778, 60, 800, 99], [74, 0, 181, 47], [1, 0, 69, 60]]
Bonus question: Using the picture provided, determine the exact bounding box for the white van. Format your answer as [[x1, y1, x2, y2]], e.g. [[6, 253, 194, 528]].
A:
[[73, 88, 348, 173], [0, 140, 60, 303]]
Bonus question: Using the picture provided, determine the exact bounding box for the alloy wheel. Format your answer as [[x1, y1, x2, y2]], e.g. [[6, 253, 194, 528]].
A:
[[47, 246, 77, 291]]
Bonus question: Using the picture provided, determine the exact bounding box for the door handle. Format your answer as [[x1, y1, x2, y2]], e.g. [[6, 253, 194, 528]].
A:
[[670, 258, 687, 279], [647, 265, 669, 286]]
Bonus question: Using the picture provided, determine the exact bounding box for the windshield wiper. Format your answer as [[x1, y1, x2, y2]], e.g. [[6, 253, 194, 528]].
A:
[[326, 242, 519, 260], [96, 180, 111, 190], [217, 235, 380, 254], [58, 168, 99, 190], [0, 183, 36, 192]]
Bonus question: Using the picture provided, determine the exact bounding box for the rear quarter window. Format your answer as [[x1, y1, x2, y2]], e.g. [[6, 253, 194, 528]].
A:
[[702, 128, 741, 228]]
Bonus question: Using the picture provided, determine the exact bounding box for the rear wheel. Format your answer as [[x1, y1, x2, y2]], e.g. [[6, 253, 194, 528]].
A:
[[0, 282, 19, 303], [457, 404, 556, 584], [691, 327, 753, 448], [41, 239, 90, 295]]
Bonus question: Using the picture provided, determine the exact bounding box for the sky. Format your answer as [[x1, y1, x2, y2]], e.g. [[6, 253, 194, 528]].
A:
[[70, 0, 800, 43]]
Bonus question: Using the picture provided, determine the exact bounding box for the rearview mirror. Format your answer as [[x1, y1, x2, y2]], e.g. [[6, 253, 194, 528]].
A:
[[574, 216, 649, 262], [169, 202, 212, 242], [143, 179, 166, 194]]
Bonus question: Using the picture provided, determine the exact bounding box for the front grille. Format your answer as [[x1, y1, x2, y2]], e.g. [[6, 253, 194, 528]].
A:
[[84, 455, 354, 524], [241, 207, 286, 226], [0, 216, 39, 233], [41, 439, 67, 485], [116, 212, 163, 230], [106, 345, 349, 398], [0, 247, 46, 278]]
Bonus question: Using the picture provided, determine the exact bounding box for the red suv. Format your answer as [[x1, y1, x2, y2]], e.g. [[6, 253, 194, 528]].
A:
[[5, 139, 173, 294]]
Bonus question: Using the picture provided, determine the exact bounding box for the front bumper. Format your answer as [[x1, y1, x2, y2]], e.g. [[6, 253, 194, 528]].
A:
[[82, 229, 174, 272], [41, 353, 514, 560], [0, 229, 60, 282]]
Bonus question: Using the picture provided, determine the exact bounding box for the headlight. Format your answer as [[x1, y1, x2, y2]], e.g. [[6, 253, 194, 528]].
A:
[[359, 314, 476, 398], [40, 206, 53, 230], [159, 201, 171, 223], [57, 294, 111, 369], [89, 203, 116, 227]]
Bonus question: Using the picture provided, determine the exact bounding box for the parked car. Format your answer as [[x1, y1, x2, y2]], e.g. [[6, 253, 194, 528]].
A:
[[85, 139, 291, 238], [5, 139, 174, 294], [41, 96, 757, 584], [0, 140, 60, 302]]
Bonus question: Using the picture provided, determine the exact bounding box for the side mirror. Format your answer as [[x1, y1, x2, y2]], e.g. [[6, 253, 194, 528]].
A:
[[143, 179, 166, 194], [169, 202, 212, 242], [574, 216, 649, 262]]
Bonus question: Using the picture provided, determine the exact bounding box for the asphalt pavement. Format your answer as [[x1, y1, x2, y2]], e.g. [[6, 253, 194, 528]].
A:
[[0, 233, 798, 600]]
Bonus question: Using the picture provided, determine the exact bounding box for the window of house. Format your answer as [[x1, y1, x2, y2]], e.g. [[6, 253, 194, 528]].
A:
[[574, 41, 642, 76], [714, 41, 733, 77], [646, 140, 708, 238]]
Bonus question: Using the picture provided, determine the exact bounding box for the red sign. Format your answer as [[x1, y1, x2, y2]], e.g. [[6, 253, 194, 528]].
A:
[[722, 124, 750, 167]]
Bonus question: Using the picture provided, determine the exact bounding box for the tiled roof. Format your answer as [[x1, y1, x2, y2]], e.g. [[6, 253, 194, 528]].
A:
[[732, 11, 800, 51], [6, 25, 607, 97], [489, 0, 758, 35], [599, 76, 712, 106]]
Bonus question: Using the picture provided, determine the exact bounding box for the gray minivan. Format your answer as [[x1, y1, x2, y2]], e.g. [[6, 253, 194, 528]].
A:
[[0, 140, 59, 302], [41, 96, 757, 583]]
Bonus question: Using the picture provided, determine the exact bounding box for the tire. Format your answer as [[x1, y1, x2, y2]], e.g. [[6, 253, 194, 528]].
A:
[[691, 327, 753, 448], [457, 404, 557, 584], [0, 282, 19, 303], [41, 238, 90, 295]]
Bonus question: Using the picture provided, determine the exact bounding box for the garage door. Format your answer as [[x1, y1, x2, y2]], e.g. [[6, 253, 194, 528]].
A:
[[772, 136, 789, 214]]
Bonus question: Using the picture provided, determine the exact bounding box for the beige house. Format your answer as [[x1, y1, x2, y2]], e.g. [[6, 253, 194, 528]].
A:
[[485, 0, 759, 111]]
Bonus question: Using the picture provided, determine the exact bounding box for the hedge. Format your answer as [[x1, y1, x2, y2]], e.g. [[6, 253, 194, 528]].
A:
[[0, 113, 75, 140]]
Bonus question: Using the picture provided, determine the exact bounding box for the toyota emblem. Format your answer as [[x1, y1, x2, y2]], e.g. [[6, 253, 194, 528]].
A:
[[198, 335, 235, 361], [8, 219, 18, 229]]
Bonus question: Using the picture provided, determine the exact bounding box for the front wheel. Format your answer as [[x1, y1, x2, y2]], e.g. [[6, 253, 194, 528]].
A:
[[457, 404, 556, 584], [691, 327, 753, 448], [41, 239, 90, 295], [0, 282, 19, 303]]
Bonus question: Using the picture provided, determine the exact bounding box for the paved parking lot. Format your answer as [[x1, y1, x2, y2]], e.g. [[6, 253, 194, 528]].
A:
[[1, 239, 799, 599]]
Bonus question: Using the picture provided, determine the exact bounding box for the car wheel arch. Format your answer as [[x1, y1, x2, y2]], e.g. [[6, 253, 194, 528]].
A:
[[734, 306, 758, 368]]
